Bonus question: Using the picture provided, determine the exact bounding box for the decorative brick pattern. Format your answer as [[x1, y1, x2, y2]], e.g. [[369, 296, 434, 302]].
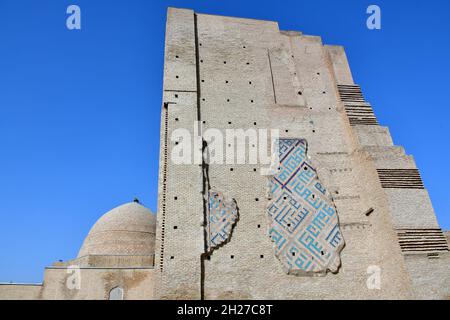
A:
[[344, 103, 378, 126], [377, 169, 425, 189], [337, 84, 365, 103], [396, 229, 449, 254]]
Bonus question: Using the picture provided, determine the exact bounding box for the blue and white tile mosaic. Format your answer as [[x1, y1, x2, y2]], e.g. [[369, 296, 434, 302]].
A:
[[268, 139, 344, 275]]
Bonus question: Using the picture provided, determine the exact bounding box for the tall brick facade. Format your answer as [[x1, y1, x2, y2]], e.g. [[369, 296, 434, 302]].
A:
[[155, 7, 450, 300], [1, 7, 449, 301]]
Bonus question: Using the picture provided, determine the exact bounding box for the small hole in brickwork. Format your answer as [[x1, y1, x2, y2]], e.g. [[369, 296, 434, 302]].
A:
[[317, 72, 320, 75], [200, 59, 203, 63], [321, 251, 325, 255], [254, 122, 257, 125], [201, 79, 205, 82], [287, 223, 291, 227], [175, 118, 179, 121], [175, 142, 179, 145], [174, 94, 178, 98], [298, 91, 302, 95], [231, 255, 234, 259], [227, 99, 230, 102], [285, 130, 289, 133], [228, 121, 232, 125], [253, 168, 257, 172], [174, 226, 178, 230], [313, 130, 316, 133], [202, 98, 205, 101], [260, 255, 264, 259], [243, 46, 246, 48], [292, 252, 296, 257], [249, 81, 252, 85], [251, 100, 254, 103], [176, 75, 179, 79], [257, 224, 261, 228], [255, 198, 259, 201], [202, 120, 206, 124], [199, 43, 202, 46], [226, 80, 229, 83], [323, 91, 326, 94], [283, 196, 287, 200], [230, 168, 234, 172], [176, 55, 179, 58], [224, 61, 227, 64], [304, 167, 308, 171], [329, 107, 332, 110], [292, 55, 294, 58], [312, 195, 315, 199], [309, 107, 313, 110], [174, 196, 178, 200], [246, 62, 250, 65]]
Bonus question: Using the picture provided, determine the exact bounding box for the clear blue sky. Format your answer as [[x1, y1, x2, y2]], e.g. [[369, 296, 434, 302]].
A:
[[0, 0, 449, 283]]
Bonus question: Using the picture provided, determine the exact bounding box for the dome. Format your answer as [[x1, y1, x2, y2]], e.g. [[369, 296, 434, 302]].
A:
[[77, 202, 156, 258]]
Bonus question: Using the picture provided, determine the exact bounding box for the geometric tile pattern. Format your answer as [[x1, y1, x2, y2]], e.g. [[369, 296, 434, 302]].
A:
[[268, 139, 344, 275], [206, 191, 238, 252]]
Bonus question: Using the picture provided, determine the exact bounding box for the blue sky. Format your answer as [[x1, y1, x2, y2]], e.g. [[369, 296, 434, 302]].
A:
[[0, 0, 449, 283]]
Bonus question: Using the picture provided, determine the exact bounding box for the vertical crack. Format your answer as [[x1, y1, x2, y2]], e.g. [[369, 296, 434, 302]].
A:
[[267, 49, 277, 104], [193, 12, 207, 300]]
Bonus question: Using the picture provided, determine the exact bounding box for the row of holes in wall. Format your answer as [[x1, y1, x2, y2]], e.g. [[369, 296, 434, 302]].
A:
[[172, 92, 335, 112], [173, 196, 262, 201], [170, 90, 333, 111], [169, 254, 267, 260], [173, 223, 264, 230], [170, 252, 325, 260], [172, 118, 317, 134], [174, 118, 316, 134]]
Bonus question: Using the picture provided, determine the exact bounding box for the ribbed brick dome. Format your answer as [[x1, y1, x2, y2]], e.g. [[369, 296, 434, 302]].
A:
[[77, 202, 156, 258]]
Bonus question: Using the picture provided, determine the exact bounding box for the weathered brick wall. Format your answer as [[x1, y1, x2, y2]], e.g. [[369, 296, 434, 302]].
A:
[[156, 7, 448, 300], [0, 284, 41, 300], [0, 267, 155, 300], [40, 267, 155, 300], [195, 13, 411, 299]]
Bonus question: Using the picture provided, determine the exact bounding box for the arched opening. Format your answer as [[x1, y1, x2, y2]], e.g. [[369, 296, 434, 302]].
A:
[[109, 286, 124, 300]]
